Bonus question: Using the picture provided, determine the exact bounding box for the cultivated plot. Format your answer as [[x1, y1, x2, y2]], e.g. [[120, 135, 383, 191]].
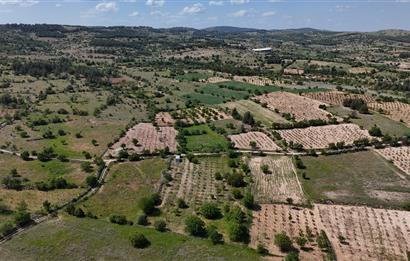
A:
[[316, 204, 410, 261], [229, 131, 281, 151], [250, 204, 324, 261], [232, 76, 274, 86], [303, 91, 376, 105], [376, 146, 410, 176], [251, 204, 410, 261], [172, 107, 231, 124], [248, 156, 305, 204], [253, 92, 332, 121], [110, 123, 177, 155], [368, 101, 410, 127], [277, 123, 372, 149], [159, 157, 231, 207]]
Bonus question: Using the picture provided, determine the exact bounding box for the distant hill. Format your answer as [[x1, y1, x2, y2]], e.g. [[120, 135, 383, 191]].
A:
[[203, 26, 266, 33]]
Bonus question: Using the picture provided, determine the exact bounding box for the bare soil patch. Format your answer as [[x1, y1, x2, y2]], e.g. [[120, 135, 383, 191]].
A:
[[376, 146, 410, 176], [229, 131, 281, 151], [253, 92, 332, 121], [232, 76, 274, 86], [109, 123, 177, 155], [155, 112, 175, 127], [303, 91, 376, 106], [250, 204, 324, 261], [316, 204, 410, 261], [277, 123, 372, 149]]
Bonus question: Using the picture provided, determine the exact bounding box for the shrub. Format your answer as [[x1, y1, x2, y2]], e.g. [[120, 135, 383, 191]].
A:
[[154, 220, 167, 232], [0, 222, 15, 236], [151, 193, 162, 206], [185, 215, 206, 237], [74, 207, 85, 218], [226, 172, 244, 187], [274, 232, 293, 252], [242, 192, 254, 209], [207, 225, 223, 245], [109, 214, 127, 225], [86, 175, 98, 187], [256, 243, 268, 255], [200, 202, 221, 219], [81, 162, 93, 173], [136, 215, 148, 226], [225, 206, 247, 224], [14, 211, 32, 227], [130, 233, 150, 249], [285, 252, 299, 261], [20, 151, 30, 161], [369, 125, 383, 137], [176, 198, 188, 209], [138, 196, 156, 215], [227, 222, 249, 243], [231, 188, 243, 199]]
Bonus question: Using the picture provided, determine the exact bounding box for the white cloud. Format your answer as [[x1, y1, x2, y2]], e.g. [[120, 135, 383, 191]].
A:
[[262, 11, 276, 16], [335, 5, 351, 12], [230, 0, 249, 4], [267, 0, 282, 2], [129, 11, 139, 16], [180, 3, 204, 15], [55, 3, 61, 7], [150, 10, 165, 16], [231, 9, 248, 17], [146, 0, 165, 7], [95, 2, 118, 12], [0, 0, 38, 7], [209, 0, 223, 5]]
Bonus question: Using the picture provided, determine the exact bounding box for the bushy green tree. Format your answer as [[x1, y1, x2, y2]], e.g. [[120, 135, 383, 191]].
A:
[[185, 215, 206, 237], [200, 202, 221, 219], [130, 233, 150, 248]]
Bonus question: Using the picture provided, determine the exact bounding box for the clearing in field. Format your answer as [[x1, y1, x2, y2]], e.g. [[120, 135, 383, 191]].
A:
[[159, 156, 231, 208], [250, 204, 325, 261], [316, 204, 410, 261], [368, 101, 410, 127], [184, 124, 230, 152], [81, 158, 166, 220], [0, 153, 89, 211], [0, 215, 261, 261], [248, 156, 305, 204], [253, 92, 332, 121], [300, 150, 410, 207], [223, 99, 288, 125], [277, 123, 372, 149], [109, 123, 177, 155], [303, 91, 376, 105], [229, 131, 281, 151], [376, 146, 410, 176]]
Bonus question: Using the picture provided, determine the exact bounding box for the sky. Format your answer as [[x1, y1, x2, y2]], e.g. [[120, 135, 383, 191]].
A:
[[0, 0, 409, 31]]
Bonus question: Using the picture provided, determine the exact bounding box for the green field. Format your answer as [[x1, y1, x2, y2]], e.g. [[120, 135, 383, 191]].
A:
[[0, 215, 261, 261], [81, 158, 167, 220], [300, 151, 410, 208], [184, 124, 230, 152], [328, 105, 410, 137], [176, 71, 211, 82], [223, 99, 288, 125]]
